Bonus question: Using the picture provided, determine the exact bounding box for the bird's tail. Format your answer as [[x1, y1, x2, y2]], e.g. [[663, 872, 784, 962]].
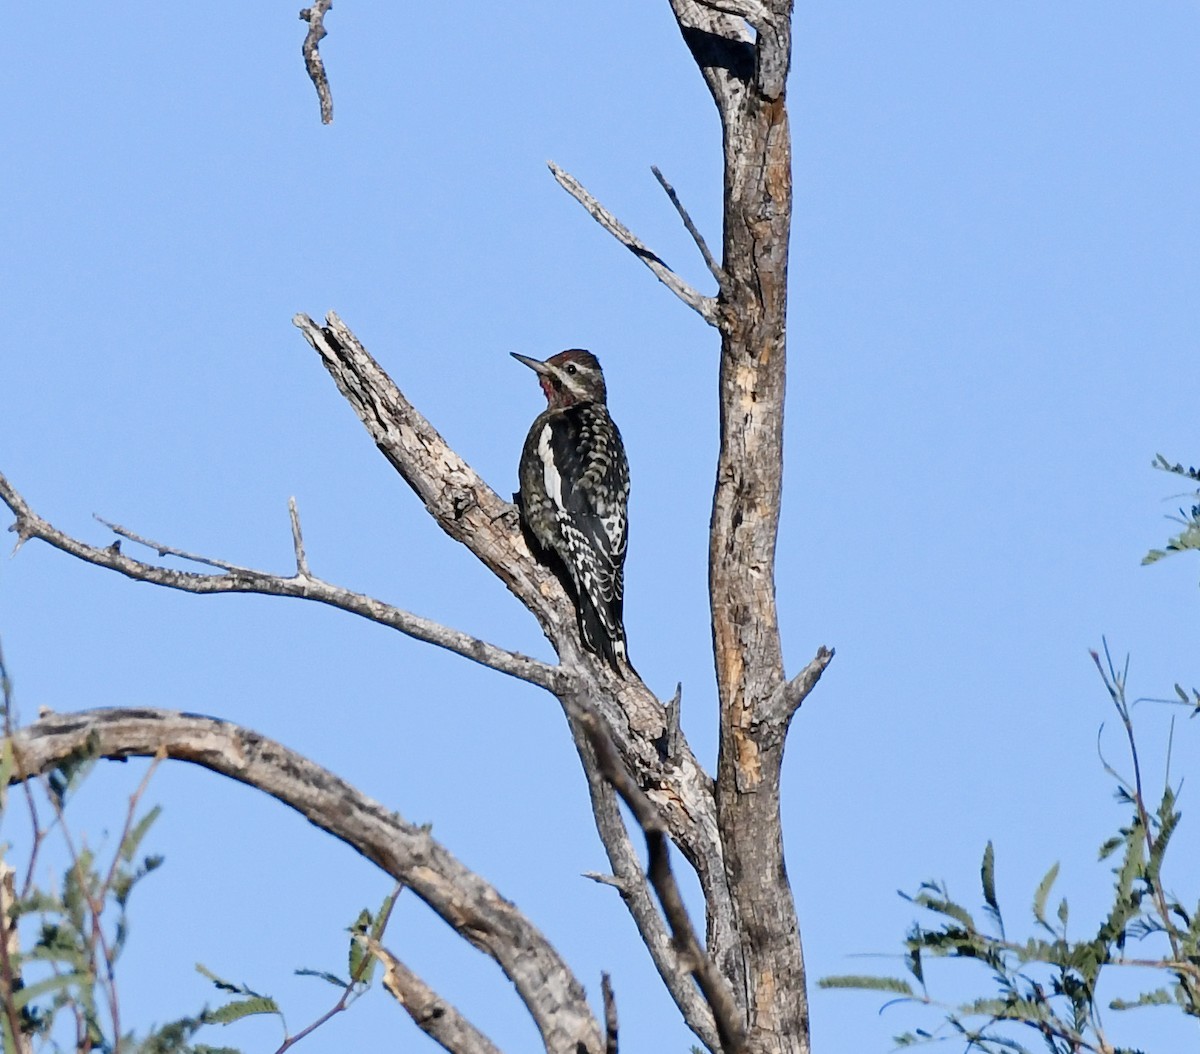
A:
[[578, 592, 631, 677]]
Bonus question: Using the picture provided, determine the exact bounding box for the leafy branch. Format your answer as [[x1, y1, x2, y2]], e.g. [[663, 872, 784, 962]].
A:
[[1143, 454, 1200, 573], [194, 885, 402, 1054], [821, 644, 1200, 1054]]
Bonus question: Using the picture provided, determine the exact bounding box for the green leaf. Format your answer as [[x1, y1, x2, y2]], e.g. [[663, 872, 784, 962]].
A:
[[906, 944, 924, 987], [295, 968, 348, 989], [371, 887, 400, 942], [348, 908, 372, 981], [204, 997, 280, 1025], [194, 964, 266, 999], [11, 971, 92, 1011], [1032, 862, 1059, 927], [981, 841, 999, 921], [1098, 835, 1125, 861], [120, 804, 162, 863], [1110, 989, 1174, 1011], [913, 891, 976, 932], [817, 975, 914, 996]]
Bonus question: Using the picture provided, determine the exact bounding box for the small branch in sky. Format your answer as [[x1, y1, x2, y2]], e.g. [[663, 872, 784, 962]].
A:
[[547, 161, 719, 326], [298, 1, 335, 124], [93, 514, 253, 574], [659, 682, 682, 763], [650, 166, 728, 296], [601, 973, 618, 1054], [288, 497, 311, 578], [581, 712, 745, 1054], [0, 472, 559, 691], [764, 645, 835, 733]]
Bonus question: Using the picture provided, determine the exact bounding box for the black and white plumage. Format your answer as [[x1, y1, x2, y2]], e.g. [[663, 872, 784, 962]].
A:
[[512, 349, 630, 672]]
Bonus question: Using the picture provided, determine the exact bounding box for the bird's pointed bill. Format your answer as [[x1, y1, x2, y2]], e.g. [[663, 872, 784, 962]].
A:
[[511, 352, 550, 374]]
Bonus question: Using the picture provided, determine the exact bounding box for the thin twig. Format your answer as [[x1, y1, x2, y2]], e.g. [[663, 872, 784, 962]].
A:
[[298, 1, 334, 124], [1092, 646, 1200, 1012], [548, 162, 719, 326], [0, 641, 48, 900], [581, 713, 745, 1054], [581, 872, 630, 892], [650, 166, 727, 294], [94, 514, 249, 573], [288, 497, 311, 578], [99, 753, 166, 907], [41, 773, 124, 1046], [601, 973, 618, 1054]]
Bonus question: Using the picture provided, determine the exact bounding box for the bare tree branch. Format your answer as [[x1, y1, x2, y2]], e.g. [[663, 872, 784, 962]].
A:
[[291, 312, 568, 615], [0, 473, 559, 692], [601, 973, 618, 1054], [7, 709, 602, 1054], [581, 713, 745, 1054], [298, 1, 334, 124], [650, 166, 728, 296], [660, 682, 682, 763], [363, 936, 504, 1054], [547, 162, 719, 326], [287, 496, 311, 578], [763, 646, 835, 733], [287, 314, 737, 961], [570, 717, 721, 1053]]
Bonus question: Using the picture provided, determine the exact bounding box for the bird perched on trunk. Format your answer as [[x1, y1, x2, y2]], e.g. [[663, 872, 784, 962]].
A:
[[512, 349, 630, 673]]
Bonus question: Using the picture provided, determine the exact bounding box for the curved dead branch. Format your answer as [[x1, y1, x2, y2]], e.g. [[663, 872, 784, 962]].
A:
[[6, 708, 601, 1054]]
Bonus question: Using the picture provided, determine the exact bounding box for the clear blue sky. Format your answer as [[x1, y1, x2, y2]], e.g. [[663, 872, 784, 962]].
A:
[[3, 3, 1199, 1052]]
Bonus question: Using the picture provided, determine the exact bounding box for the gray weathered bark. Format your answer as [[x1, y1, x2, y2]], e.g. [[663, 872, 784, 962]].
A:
[[2, 2, 835, 1052]]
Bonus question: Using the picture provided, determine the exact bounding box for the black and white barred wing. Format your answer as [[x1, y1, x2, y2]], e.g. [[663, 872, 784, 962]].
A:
[[540, 406, 629, 647]]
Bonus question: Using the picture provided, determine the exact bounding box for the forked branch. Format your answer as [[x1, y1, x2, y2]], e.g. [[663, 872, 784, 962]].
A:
[[0, 473, 558, 691], [547, 162, 719, 326]]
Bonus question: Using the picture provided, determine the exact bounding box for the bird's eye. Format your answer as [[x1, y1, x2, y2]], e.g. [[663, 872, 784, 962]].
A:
[[565, 364, 578, 375]]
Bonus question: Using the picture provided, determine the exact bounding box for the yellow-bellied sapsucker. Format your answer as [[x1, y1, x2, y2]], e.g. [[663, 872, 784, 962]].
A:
[[512, 349, 630, 672]]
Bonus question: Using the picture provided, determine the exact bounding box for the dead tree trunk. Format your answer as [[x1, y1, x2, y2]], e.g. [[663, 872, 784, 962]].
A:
[[1, 3, 832, 1052]]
